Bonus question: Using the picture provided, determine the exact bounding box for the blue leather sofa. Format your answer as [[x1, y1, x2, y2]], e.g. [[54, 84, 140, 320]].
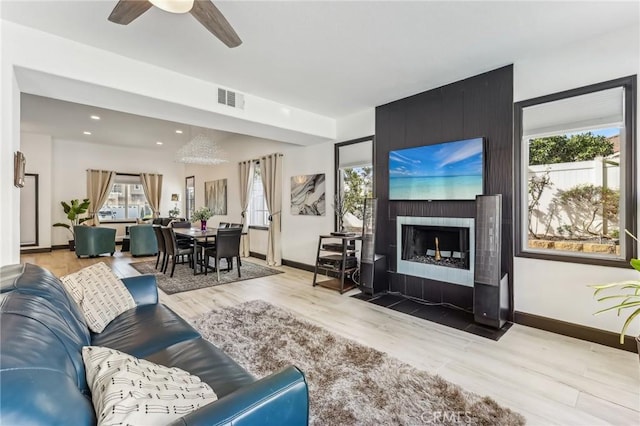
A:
[[0, 263, 309, 425], [74, 225, 116, 258], [129, 224, 159, 256]]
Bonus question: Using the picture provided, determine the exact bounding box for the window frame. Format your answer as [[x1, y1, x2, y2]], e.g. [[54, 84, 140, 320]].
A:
[[248, 161, 269, 228], [99, 173, 149, 223], [185, 176, 195, 221], [334, 135, 375, 232], [514, 75, 637, 268]]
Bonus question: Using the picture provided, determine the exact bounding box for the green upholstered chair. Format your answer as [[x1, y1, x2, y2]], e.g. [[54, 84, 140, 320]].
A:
[[73, 226, 116, 258], [129, 224, 158, 257]]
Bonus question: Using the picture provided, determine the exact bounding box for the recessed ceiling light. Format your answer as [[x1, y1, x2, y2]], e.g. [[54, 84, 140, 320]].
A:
[[90, 115, 100, 120], [175, 130, 183, 134], [83, 131, 92, 135], [156, 141, 163, 145]]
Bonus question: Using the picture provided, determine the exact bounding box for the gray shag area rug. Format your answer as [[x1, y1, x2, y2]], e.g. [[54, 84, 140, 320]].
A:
[[191, 300, 526, 426], [130, 260, 283, 295]]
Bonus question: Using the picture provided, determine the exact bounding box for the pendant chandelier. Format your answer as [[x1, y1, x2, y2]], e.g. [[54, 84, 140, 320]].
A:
[[175, 132, 228, 165]]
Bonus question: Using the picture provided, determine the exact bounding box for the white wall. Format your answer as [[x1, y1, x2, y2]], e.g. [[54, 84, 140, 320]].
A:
[[20, 133, 52, 249], [513, 24, 640, 335], [335, 108, 375, 142], [281, 141, 336, 265], [49, 139, 185, 246], [0, 16, 21, 264]]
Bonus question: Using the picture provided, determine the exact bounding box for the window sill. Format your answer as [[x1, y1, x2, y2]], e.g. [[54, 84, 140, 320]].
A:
[[249, 225, 269, 231], [99, 220, 138, 224], [515, 249, 632, 269]]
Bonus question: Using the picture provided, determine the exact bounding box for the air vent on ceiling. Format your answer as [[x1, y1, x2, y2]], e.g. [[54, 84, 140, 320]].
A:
[[218, 88, 245, 110]]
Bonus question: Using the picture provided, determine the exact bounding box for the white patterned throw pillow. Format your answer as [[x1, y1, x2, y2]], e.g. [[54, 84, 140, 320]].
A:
[[82, 346, 218, 426], [61, 262, 137, 333]]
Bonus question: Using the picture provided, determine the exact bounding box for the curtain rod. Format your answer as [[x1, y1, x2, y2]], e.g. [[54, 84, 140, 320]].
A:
[[239, 153, 284, 164]]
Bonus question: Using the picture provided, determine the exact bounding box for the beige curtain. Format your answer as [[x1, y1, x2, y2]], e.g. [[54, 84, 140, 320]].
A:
[[239, 160, 254, 258], [86, 169, 115, 225], [260, 153, 283, 266], [140, 173, 163, 218]]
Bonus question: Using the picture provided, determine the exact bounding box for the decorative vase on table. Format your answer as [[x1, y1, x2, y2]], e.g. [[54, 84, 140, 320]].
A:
[[200, 220, 207, 231]]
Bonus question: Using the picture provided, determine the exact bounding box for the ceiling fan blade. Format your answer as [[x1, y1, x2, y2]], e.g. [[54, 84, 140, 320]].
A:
[[108, 0, 153, 25], [190, 0, 242, 48]]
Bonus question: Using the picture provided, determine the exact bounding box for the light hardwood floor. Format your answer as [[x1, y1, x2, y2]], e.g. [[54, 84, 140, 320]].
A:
[[19, 250, 640, 425]]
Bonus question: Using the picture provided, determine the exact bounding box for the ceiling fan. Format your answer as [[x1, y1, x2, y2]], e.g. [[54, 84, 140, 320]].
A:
[[108, 0, 242, 48]]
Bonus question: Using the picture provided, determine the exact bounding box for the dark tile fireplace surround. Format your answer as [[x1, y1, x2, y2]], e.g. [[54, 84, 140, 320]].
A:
[[373, 65, 514, 316]]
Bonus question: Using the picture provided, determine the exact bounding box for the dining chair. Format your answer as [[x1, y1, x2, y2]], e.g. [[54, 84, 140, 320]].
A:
[[218, 222, 230, 228], [204, 228, 242, 281], [161, 227, 192, 278], [171, 220, 193, 249], [227, 223, 244, 267], [152, 226, 166, 271]]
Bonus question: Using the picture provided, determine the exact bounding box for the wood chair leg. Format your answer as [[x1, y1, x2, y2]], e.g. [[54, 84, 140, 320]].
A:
[[217, 256, 221, 282], [155, 253, 161, 269], [163, 255, 170, 274], [237, 256, 241, 278], [204, 253, 209, 275], [170, 257, 177, 277]]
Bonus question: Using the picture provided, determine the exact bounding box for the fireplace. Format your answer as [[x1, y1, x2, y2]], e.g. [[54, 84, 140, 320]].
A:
[[396, 216, 475, 286]]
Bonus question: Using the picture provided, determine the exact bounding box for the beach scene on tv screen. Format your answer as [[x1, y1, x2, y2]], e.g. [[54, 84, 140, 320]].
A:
[[389, 138, 483, 200]]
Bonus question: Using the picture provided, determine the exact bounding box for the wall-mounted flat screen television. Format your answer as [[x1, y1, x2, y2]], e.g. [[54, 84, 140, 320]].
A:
[[389, 137, 484, 201]]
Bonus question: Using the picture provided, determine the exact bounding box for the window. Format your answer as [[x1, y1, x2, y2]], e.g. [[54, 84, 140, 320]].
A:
[[248, 162, 269, 227], [337, 166, 373, 232], [515, 76, 636, 266], [100, 174, 151, 221], [335, 137, 374, 232], [185, 176, 195, 221]]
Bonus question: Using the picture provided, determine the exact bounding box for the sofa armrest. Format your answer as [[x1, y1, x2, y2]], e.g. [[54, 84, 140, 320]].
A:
[[121, 275, 158, 306], [169, 366, 308, 426]]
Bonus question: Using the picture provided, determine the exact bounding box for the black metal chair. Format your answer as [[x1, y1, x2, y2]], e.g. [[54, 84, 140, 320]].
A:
[[152, 225, 166, 271], [204, 228, 242, 281], [161, 227, 192, 278]]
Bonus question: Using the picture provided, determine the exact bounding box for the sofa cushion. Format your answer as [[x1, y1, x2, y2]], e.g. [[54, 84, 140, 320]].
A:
[[61, 262, 137, 333], [0, 369, 95, 426], [145, 337, 255, 398], [83, 346, 217, 426], [3, 264, 89, 336], [0, 264, 92, 395], [91, 304, 200, 358]]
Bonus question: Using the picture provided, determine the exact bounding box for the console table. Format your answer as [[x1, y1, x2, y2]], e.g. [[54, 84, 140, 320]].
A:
[[312, 234, 361, 294]]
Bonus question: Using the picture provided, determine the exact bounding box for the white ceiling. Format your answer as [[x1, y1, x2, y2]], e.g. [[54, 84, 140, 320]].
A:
[[3, 0, 639, 144], [20, 93, 236, 149]]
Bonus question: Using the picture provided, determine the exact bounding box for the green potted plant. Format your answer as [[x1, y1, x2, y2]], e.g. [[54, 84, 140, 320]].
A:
[[53, 198, 91, 251], [191, 206, 213, 231], [591, 230, 640, 358], [168, 206, 181, 219]]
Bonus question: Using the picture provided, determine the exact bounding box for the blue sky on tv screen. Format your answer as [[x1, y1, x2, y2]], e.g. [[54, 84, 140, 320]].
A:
[[389, 138, 483, 178]]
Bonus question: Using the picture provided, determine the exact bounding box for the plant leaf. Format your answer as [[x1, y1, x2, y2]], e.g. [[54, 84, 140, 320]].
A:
[[619, 308, 640, 344], [594, 300, 640, 315], [630, 258, 640, 272], [52, 223, 70, 229]]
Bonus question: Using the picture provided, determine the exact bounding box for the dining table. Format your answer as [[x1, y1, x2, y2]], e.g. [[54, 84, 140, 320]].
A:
[[173, 227, 220, 275], [173, 227, 246, 275]]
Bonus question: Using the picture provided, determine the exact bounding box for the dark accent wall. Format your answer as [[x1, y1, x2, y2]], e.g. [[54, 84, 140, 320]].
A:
[[375, 65, 514, 315]]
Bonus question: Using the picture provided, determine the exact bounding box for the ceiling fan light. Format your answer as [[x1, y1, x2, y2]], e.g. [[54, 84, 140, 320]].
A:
[[149, 0, 194, 14]]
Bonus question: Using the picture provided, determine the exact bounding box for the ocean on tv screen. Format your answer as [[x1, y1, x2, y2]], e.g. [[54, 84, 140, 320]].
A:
[[388, 138, 483, 200]]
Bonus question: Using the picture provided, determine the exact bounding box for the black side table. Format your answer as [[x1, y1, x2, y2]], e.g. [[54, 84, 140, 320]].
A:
[[121, 236, 130, 252]]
